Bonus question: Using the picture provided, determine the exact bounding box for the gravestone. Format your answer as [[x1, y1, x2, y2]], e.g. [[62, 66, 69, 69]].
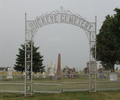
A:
[[99, 64, 103, 73], [56, 53, 62, 75], [73, 74, 79, 78], [64, 66, 69, 76], [21, 72, 25, 79], [34, 74, 37, 77], [48, 62, 55, 76], [51, 76, 58, 80], [15, 75, 20, 78], [99, 68, 103, 73], [37, 73, 39, 78], [42, 72, 46, 78], [0, 76, 2, 80], [69, 68, 74, 78], [65, 66, 74, 78], [23, 72, 25, 76], [98, 65, 107, 79], [84, 67, 89, 74], [6, 68, 13, 79], [98, 73, 107, 79], [110, 74, 117, 81], [78, 69, 81, 74]]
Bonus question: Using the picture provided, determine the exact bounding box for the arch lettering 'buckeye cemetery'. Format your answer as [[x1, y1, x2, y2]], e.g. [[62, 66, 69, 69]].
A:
[[27, 7, 95, 32], [25, 7, 97, 95]]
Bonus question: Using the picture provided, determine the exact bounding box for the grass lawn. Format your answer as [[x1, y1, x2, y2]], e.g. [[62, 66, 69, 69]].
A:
[[0, 74, 120, 92], [0, 74, 120, 100], [0, 91, 120, 100]]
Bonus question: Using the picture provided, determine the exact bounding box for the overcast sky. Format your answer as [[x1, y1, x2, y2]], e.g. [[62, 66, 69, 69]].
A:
[[0, 0, 120, 70]]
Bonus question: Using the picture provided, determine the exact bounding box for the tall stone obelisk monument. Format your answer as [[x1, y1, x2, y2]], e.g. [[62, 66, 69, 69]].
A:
[[56, 53, 62, 75]]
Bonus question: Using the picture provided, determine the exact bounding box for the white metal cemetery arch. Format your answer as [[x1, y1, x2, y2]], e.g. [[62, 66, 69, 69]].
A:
[[25, 7, 97, 95]]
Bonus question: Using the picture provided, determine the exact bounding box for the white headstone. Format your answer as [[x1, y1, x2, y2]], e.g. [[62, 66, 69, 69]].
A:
[[79, 69, 81, 74], [110, 74, 117, 81], [34, 74, 37, 77], [53, 63, 56, 74], [48, 68, 54, 76], [37, 73, 39, 78], [42, 72, 46, 78], [23, 72, 25, 76], [6, 68, 13, 79], [99, 64, 103, 68], [48, 62, 55, 76]]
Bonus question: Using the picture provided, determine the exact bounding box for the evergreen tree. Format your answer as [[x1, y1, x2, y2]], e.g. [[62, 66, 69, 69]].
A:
[[14, 42, 44, 73]]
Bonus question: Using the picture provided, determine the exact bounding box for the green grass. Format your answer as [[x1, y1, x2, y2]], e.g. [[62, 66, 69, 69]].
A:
[[0, 74, 120, 100], [0, 74, 120, 92], [0, 91, 120, 100]]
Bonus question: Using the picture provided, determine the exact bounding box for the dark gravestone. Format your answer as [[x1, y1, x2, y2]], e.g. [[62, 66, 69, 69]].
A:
[[57, 77, 61, 80], [99, 68, 103, 73], [73, 74, 79, 78], [84, 67, 89, 74]]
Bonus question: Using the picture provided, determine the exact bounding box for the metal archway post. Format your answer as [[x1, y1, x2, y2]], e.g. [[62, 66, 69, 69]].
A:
[[89, 16, 97, 92], [25, 13, 33, 95]]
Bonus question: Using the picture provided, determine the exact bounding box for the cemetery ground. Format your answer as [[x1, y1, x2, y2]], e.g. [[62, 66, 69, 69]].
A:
[[0, 73, 120, 92], [0, 72, 120, 100], [0, 91, 120, 100]]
